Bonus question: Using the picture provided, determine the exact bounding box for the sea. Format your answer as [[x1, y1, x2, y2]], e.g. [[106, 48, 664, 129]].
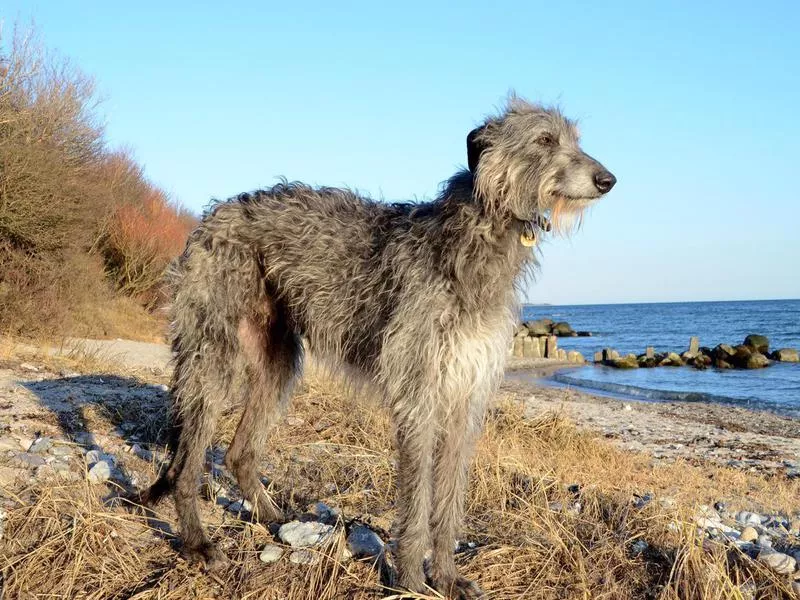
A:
[[519, 299, 800, 416]]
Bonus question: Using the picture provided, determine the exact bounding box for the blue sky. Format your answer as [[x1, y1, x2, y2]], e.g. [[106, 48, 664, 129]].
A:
[[3, 1, 799, 304]]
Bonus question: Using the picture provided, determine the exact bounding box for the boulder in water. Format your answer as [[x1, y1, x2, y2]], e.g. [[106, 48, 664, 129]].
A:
[[552, 321, 575, 337], [771, 348, 799, 362], [524, 319, 551, 336], [745, 352, 769, 369], [660, 352, 684, 367], [608, 354, 639, 369], [744, 334, 769, 355]]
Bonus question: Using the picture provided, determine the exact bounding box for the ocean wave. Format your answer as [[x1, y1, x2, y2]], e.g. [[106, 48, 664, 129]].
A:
[[550, 372, 768, 408]]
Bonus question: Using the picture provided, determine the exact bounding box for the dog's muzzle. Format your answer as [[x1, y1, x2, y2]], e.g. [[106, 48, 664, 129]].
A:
[[520, 215, 551, 247]]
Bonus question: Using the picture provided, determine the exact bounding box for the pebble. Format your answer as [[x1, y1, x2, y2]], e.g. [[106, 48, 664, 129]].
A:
[[259, 544, 284, 563], [227, 499, 254, 514], [50, 445, 73, 457], [278, 521, 335, 548], [739, 526, 758, 542], [157, 384, 169, 392], [28, 437, 53, 454], [630, 540, 648, 556], [288, 549, 319, 565], [756, 534, 772, 548], [757, 549, 796, 575], [285, 416, 305, 427], [87, 461, 111, 484], [19, 363, 40, 372], [84, 449, 102, 464], [346, 524, 384, 558], [306, 501, 339, 523], [736, 511, 763, 526], [129, 444, 152, 461], [11, 452, 46, 468]]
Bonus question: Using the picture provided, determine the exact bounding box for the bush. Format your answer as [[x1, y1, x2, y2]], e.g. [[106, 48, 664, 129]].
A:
[[0, 26, 194, 337]]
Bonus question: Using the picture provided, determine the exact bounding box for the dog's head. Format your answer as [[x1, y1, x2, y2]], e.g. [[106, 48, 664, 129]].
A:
[[468, 96, 615, 238]]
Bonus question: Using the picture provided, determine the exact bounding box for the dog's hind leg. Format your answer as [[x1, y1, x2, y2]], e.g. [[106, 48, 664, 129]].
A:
[[224, 311, 301, 523]]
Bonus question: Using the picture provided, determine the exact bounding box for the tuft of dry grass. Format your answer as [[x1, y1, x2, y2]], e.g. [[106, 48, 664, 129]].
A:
[[2, 368, 800, 599]]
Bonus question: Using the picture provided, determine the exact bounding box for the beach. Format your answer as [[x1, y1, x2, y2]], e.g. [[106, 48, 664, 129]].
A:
[[3, 340, 800, 598], [506, 357, 800, 476]]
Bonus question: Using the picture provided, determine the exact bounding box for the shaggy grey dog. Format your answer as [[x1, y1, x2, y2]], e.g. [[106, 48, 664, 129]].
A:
[[141, 96, 615, 599]]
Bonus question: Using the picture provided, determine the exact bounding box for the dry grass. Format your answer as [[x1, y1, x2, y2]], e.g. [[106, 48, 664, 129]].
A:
[[2, 368, 800, 599]]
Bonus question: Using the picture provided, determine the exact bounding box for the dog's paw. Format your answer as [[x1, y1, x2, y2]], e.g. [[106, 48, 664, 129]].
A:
[[182, 542, 230, 571], [442, 576, 486, 600]]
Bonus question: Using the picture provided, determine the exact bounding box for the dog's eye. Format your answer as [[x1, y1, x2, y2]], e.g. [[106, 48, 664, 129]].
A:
[[536, 134, 557, 146]]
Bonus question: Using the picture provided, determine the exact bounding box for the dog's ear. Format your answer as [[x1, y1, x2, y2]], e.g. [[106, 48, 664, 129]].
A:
[[467, 126, 488, 173]]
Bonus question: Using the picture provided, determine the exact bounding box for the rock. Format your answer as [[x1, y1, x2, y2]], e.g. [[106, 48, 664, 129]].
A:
[[284, 416, 305, 427], [10, 452, 46, 468], [259, 544, 284, 563], [227, 499, 254, 514], [645, 347, 655, 359], [689, 336, 700, 355], [736, 511, 763, 526], [557, 348, 567, 361], [347, 524, 384, 558], [593, 351, 603, 363], [87, 460, 111, 484], [713, 344, 735, 360], [567, 351, 583, 364], [601, 348, 619, 361], [637, 354, 657, 368], [523, 336, 542, 358], [84, 449, 103, 464], [537, 336, 547, 357], [289, 549, 319, 565], [50, 445, 73, 457], [745, 352, 769, 369], [756, 534, 772, 548], [609, 355, 639, 369], [524, 319, 551, 336], [772, 348, 799, 363], [576, 331, 592, 337], [19, 363, 39, 372], [306, 502, 339, 523], [630, 540, 648, 556], [552, 322, 575, 337], [512, 336, 524, 358], [739, 526, 758, 542], [660, 352, 684, 367], [28, 437, 53, 454], [715, 359, 733, 369], [757, 550, 796, 575], [744, 334, 770, 355], [545, 336, 558, 359], [278, 521, 335, 548]]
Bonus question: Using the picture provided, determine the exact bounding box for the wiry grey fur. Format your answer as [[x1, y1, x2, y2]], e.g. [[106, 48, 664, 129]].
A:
[[140, 96, 615, 599]]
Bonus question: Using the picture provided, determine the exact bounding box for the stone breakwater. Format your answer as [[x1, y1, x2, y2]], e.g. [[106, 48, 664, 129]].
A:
[[595, 333, 800, 370], [510, 320, 586, 364]]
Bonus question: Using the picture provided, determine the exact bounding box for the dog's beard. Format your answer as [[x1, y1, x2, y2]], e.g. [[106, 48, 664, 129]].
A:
[[546, 195, 590, 235]]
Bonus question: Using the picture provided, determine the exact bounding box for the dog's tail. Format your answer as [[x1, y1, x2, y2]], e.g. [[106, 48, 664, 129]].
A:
[[140, 199, 266, 505]]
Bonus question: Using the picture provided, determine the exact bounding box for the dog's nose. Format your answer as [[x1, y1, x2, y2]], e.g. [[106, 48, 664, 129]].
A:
[[594, 170, 616, 193]]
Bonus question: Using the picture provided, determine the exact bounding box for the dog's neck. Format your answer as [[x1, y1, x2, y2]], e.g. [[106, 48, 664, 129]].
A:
[[432, 170, 536, 310]]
